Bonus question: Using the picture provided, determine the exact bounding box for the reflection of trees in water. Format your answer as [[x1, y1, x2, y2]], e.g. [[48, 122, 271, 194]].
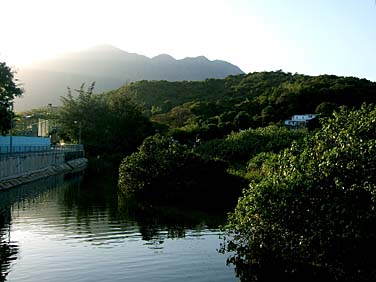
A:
[[118, 195, 227, 243], [0, 208, 18, 282], [58, 161, 120, 227], [59, 160, 229, 249], [0, 172, 83, 281], [60, 172, 226, 243]]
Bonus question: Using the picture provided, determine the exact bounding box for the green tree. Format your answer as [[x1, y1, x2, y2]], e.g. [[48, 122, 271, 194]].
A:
[[195, 125, 307, 164], [59, 82, 98, 144], [59, 83, 152, 155], [221, 104, 376, 281], [234, 111, 252, 130], [118, 134, 243, 207], [315, 101, 338, 116], [106, 91, 153, 154], [0, 62, 23, 135]]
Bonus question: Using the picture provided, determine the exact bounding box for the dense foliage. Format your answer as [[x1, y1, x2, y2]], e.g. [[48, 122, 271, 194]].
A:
[[59, 83, 153, 155], [23, 70, 376, 156], [0, 62, 23, 135], [194, 125, 307, 164], [118, 134, 244, 208], [221, 104, 376, 281], [48, 70, 376, 280], [110, 71, 376, 134]]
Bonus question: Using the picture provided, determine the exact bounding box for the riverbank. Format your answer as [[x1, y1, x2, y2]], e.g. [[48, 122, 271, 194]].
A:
[[0, 157, 88, 190]]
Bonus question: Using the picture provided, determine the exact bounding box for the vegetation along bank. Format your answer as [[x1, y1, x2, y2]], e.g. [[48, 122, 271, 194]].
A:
[[4, 62, 376, 280]]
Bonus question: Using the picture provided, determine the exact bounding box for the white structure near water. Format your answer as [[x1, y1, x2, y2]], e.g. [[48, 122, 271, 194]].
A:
[[284, 114, 318, 128], [37, 119, 50, 137]]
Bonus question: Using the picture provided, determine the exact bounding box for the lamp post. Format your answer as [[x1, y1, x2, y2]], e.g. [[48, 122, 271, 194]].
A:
[[9, 102, 13, 154], [78, 122, 82, 144], [23, 115, 33, 135], [74, 120, 82, 144]]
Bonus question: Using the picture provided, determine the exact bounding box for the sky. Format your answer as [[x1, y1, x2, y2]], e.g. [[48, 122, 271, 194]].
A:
[[1, 0, 376, 80]]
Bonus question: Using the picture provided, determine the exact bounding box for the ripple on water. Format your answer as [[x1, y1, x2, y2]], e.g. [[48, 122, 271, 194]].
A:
[[0, 174, 237, 282]]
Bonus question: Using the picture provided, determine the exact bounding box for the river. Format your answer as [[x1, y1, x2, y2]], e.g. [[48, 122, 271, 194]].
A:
[[0, 163, 238, 282]]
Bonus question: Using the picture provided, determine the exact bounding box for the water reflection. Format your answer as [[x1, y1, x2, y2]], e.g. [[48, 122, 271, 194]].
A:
[[0, 174, 73, 282], [118, 198, 226, 241], [0, 161, 236, 282], [0, 172, 87, 281], [0, 206, 17, 282], [55, 161, 229, 248]]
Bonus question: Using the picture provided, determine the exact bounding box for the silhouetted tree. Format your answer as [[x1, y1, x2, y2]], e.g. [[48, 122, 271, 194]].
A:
[[0, 62, 23, 135]]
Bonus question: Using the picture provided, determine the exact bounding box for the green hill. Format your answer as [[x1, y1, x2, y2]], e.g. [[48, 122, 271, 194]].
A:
[[108, 71, 376, 131]]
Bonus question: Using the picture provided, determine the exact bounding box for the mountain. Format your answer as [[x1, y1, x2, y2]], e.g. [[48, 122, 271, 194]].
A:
[[14, 45, 244, 111]]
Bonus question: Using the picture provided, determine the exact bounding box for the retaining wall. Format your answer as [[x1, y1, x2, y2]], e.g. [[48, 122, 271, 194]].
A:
[[0, 151, 65, 180], [0, 157, 88, 190], [0, 145, 88, 190]]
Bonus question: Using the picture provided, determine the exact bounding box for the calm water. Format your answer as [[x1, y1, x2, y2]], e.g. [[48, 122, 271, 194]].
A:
[[0, 165, 237, 282]]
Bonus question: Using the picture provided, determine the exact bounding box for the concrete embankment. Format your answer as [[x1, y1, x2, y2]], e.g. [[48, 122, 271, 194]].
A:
[[0, 157, 88, 190], [0, 151, 65, 179]]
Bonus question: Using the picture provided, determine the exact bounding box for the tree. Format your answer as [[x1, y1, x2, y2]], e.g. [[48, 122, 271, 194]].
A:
[[59, 82, 98, 144], [221, 104, 376, 281], [0, 62, 23, 135], [59, 82, 152, 155], [234, 111, 252, 130], [118, 134, 244, 208], [315, 101, 338, 116]]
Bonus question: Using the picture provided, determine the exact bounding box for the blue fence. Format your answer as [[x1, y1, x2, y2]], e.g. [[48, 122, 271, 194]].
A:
[[0, 144, 84, 158], [0, 136, 50, 154], [0, 145, 50, 154]]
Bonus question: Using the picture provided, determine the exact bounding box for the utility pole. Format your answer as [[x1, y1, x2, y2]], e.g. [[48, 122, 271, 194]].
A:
[[74, 120, 82, 144], [79, 121, 82, 144], [9, 102, 13, 154]]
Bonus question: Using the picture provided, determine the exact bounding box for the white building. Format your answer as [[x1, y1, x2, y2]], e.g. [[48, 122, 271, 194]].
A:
[[284, 114, 318, 128], [38, 119, 50, 137]]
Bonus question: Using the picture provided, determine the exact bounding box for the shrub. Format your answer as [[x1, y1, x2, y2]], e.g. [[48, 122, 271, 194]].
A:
[[118, 134, 243, 208], [221, 104, 376, 281], [195, 125, 307, 164]]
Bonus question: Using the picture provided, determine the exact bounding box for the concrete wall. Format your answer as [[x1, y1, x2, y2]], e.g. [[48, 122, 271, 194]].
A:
[[0, 158, 88, 190], [0, 151, 65, 180]]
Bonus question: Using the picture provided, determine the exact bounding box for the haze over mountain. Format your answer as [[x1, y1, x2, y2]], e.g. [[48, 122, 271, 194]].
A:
[[14, 45, 244, 111]]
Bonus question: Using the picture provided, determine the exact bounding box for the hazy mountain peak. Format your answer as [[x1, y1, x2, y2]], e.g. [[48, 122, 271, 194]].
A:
[[76, 44, 133, 57], [152, 54, 176, 61], [15, 45, 244, 110], [181, 55, 210, 62], [87, 44, 125, 52], [195, 55, 209, 61]]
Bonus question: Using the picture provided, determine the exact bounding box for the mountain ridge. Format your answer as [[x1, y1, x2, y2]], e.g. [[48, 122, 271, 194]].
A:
[[15, 45, 243, 110]]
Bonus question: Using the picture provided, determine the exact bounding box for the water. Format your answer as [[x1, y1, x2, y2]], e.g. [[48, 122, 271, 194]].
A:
[[0, 165, 237, 282]]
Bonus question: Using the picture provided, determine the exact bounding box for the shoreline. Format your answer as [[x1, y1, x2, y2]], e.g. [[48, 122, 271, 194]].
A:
[[0, 158, 88, 190]]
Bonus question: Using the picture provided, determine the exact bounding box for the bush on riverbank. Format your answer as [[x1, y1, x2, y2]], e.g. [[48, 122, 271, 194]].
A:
[[118, 134, 244, 208], [194, 125, 307, 164], [221, 104, 376, 281]]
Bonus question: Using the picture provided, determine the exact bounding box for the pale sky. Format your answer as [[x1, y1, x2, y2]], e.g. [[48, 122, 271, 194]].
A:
[[1, 0, 376, 80]]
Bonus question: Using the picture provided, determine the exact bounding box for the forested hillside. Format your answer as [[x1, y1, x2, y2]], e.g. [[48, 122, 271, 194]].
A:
[[110, 71, 376, 132]]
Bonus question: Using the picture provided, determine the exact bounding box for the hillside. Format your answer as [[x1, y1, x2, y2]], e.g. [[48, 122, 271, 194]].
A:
[[107, 71, 376, 133], [14, 45, 243, 110]]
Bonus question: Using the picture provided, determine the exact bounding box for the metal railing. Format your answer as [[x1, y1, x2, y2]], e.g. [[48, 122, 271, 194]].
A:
[[51, 144, 84, 152], [0, 144, 84, 159]]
